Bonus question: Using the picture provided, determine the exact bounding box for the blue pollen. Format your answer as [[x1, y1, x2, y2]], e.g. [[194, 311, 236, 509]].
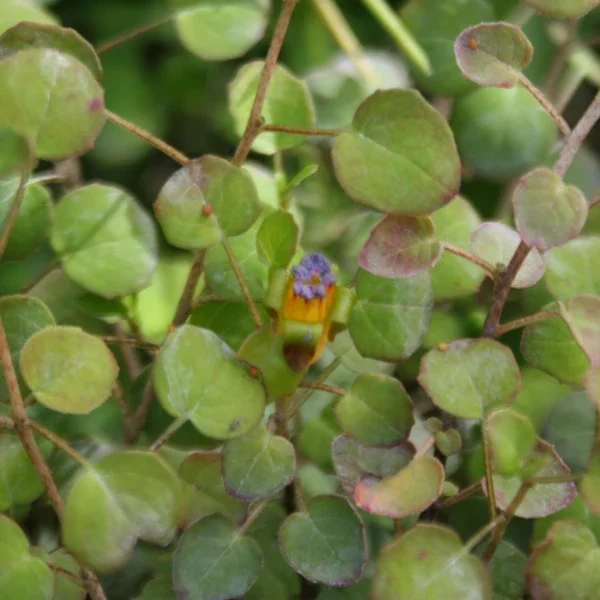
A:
[[291, 252, 336, 299]]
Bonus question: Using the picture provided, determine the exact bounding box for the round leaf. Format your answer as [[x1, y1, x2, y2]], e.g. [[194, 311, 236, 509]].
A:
[[455, 22, 533, 88], [172, 0, 270, 61], [0, 294, 54, 401], [581, 443, 600, 515], [154, 155, 261, 250], [359, 215, 442, 278], [355, 455, 444, 519], [545, 236, 600, 301], [528, 521, 600, 599], [50, 184, 158, 298], [154, 324, 265, 439], [20, 326, 118, 414], [349, 269, 433, 362], [222, 426, 295, 501], [279, 495, 366, 586], [485, 408, 536, 477], [256, 210, 298, 268], [559, 294, 600, 366], [0, 515, 53, 600], [514, 168, 588, 250], [418, 338, 521, 419], [332, 89, 461, 215], [372, 523, 492, 599], [173, 514, 262, 600], [0, 48, 105, 159], [525, 0, 599, 18], [63, 451, 182, 573], [471, 222, 544, 288], [487, 439, 576, 518], [0, 178, 52, 262], [334, 373, 414, 446], [487, 541, 527, 600], [135, 577, 176, 600], [229, 61, 315, 155]]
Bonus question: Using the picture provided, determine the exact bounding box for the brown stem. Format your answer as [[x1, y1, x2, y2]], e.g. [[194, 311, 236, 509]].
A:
[[438, 481, 482, 509], [298, 381, 346, 395], [238, 500, 269, 536], [232, 0, 300, 165], [106, 109, 189, 166], [96, 16, 171, 54], [495, 310, 561, 337], [47, 563, 85, 587], [590, 191, 600, 210], [442, 243, 496, 277], [111, 381, 132, 421], [150, 415, 188, 452], [112, 323, 144, 376], [102, 335, 158, 353], [415, 436, 436, 458], [260, 123, 344, 137], [482, 427, 497, 521], [519, 75, 571, 137], [545, 20, 578, 98], [172, 249, 206, 327], [126, 375, 155, 445], [0, 161, 30, 262], [28, 421, 90, 467], [52, 158, 83, 194]]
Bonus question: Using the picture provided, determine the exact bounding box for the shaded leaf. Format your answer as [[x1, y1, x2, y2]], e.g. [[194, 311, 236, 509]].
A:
[[135, 576, 176, 600], [559, 294, 600, 366], [20, 326, 118, 414], [256, 210, 298, 268], [418, 338, 521, 419], [487, 541, 527, 600], [355, 455, 444, 519], [332, 90, 460, 215], [525, 0, 599, 18]]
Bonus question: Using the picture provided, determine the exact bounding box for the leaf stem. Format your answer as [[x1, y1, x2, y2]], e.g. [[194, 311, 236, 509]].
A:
[[415, 435, 436, 458], [238, 500, 269, 536], [28, 421, 92, 467], [111, 381, 132, 421], [482, 427, 498, 521], [438, 481, 482, 508], [590, 191, 600, 210], [47, 563, 85, 587], [101, 336, 158, 352], [310, 0, 378, 84], [232, 0, 300, 166], [442, 243, 496, 278], [106, 109, 189, 166], [172, 249, 206, 327], [260, 123, 345, 137], [96, 15, 172, 54], [298, 381, 346, 395], [126, 375, 155, 445], [0, 159, 31, 262], [494, 310, 561, 337], [465, 515, 505, 553], [150, 414, 188, 452], [519, 75, 571, 137]]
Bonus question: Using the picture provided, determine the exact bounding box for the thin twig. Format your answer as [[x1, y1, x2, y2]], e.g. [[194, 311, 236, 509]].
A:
[[442, 243, 496, 278], [590, 191, 600, 210], [298, 381, 346, 395], [260, 123, 344, 137], [238, 500, 270, 536], [47, 563, 85, 587], [126, 375, 155, 445], [111, 381, 132, 421], [495, 310, 561, 337], [482, 427, 497, 521], [0, 160, 31, 262], [415, 436, 436, 458], [519, 75, 571, 136], [28, 421, 91, 467], [102, 335, 158, 352], [232, 0, 300, 165], [438, 481, 482, 509], [150, 414, 188, 452], [106, 109, 189, 166], [172, 249, 206, 327], [111, 323, 145, 376], [96, 15, 172, 54]]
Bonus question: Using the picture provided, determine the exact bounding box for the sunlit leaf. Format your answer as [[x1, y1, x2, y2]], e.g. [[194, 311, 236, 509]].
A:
[[36, 550, 85, 600], [256, 210, 298, 268], [332, 90, 461, 215], [586, 366, 600, 411], [559, 294, 600, 366], [581, 443, 600, 515], [525, 0, 599, 18]]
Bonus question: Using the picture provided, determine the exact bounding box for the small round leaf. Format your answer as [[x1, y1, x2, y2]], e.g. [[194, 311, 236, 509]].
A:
[[455, 22, 533, 88], [514, 168, 588, 250], [332, 90, 461, 215], [173, 514, 262, 600], [20, 326, 118, 414], [256, 210, 298, 268], [559, 294, 600, 367], [525, 0, 599, 18]]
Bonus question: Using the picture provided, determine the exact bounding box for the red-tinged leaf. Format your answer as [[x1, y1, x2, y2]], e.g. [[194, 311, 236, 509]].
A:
[[559, 294, 600, 367]]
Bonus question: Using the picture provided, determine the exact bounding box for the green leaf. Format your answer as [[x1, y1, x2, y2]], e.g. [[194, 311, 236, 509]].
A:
[[0, 294, 54, 401], [488, 439, 576, 518], [173, 514, 262, 600], [0, 22, 102, 81], [455, 23, 533, 88], [451, 86, 556, 180], [229, 61, 315, 155], [316, 580, 372, 600], [521, 309, 590, 385], [0, 48, 105, 159], [63, 451, 182, 573], [559, 294, 600, 366], [154, 324, 265, 439], [525, 0, 599, 18], [349, 269, 433, 362], [485, 408, 536, 477], [332, 90, 460, 215], [0, 178, 52, 262], [528, 521, 600, 598], [332, 434, 414, 495], [279, 495, 366, 586], [172, 0, 269, 61], [222, 426, 295, 501], [50, 184, 158, 298], [256, 210, 298, 268], [179, 452, 247, 527], [135, 576, 176, 600], [430, 195, 485, 300], [0, 0, 56, 36], [334, 373, 414, 446], [514, 168, 588, 250], [0, 515, 53, 600], [471, 222, 544, 288], [372, 523, 492, 599], [154, 155, 261, 250], [545, 236, 600, 301], [20, 326, 118, 414], [358, 215, 442, 277], [40, 550, 85, 600], [581, 443, 600, 515], [587, 366, 600, 411], [486, 541, 527, 600], [419, 338, 521, 419]]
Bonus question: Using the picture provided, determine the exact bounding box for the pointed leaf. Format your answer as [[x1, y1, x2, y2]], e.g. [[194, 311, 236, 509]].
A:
[[514, 168, 588, 250], [332, 90, 461, 215], [154, 324, 265, 439], [418, 338, 521, 419], [50, 184, 158, 298], [524, 0, 599, 18], [279, 495, 366, 586], [559, 294, 600, 367], [334, 373, 414, 446], [256, 210, 298, 268], [372, 523, 492, 599], [349, 269, 433, 361], [154, 155, 261, 250], [471, 222, 544, 288], [455, 23, 533, 88], [173, 514, 262, 600], [20, 326, 118, 414]]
